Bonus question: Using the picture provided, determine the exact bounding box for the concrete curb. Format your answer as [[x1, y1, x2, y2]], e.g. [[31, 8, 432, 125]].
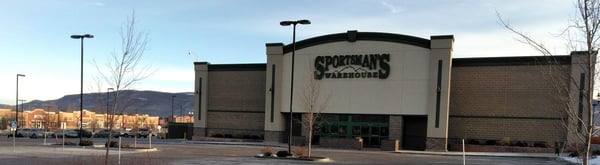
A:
[[45, 143, 158, 152], [182, 140, 286, 148], [254, 155, 332, 162], [91, 145, 159, 152]]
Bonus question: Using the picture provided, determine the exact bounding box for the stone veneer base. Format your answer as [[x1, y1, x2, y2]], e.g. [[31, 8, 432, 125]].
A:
[[426, 137, 447, 151]]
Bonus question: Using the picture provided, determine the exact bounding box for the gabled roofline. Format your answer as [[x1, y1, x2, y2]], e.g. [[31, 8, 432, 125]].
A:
[[278, 30, 431, 54]]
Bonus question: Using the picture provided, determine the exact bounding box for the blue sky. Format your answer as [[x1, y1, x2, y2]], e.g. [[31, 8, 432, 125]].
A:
[[0, 0, 574, 105]]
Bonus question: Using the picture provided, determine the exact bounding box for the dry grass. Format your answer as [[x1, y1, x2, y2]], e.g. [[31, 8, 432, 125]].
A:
[[260, 146, 276, 156], [293, 146, 308, 158], [500, 137, 511, 146]]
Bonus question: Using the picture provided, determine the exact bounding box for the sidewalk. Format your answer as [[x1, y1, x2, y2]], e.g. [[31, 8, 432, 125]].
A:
[[395, 150, 558, 158], [181, 139, 559, 159]]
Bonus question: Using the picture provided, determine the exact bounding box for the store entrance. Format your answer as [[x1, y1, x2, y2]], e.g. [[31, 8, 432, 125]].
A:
[[402, 116, 427, 150], [315, 114, 389, 147], [352, 123, 388, 147]]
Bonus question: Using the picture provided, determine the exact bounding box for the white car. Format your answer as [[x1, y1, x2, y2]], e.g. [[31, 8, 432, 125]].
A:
[[28, 129, 48, 138], [53, 130, 78, 138], [12, 128, 43, 138]]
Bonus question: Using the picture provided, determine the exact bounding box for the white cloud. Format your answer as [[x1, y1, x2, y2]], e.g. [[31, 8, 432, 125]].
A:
[[381, 1, 403, 14], [93, 2, 105, 6], [86, 2, 105, 7]]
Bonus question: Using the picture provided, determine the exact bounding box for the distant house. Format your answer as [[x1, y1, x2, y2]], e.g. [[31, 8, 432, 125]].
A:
[[0, 108, 160, 132]]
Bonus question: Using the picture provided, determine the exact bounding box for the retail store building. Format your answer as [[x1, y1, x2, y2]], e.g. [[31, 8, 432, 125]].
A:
[[192, 31, 590, 151]]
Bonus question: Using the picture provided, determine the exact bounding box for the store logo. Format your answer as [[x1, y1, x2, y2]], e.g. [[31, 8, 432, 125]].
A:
[[314, 53, 390, 80]]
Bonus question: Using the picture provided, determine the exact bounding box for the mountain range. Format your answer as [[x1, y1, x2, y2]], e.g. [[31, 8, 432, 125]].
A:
[[0, 90, 194, 117]]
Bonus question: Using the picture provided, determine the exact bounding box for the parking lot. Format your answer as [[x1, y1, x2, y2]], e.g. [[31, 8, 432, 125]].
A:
[[0, 137, 569, 165]]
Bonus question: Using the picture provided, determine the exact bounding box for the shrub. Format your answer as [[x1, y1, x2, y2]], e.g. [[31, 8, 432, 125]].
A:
[[548, 141, 556, 148], [121, 141, 131, 148], [261, 147, 276, 156], [515, 141, 528, 147], [233, 134, 242, 139], [569, 151, 580, 157], [500, 137, 511, 146], [79, 139, 94, 146], [293, 146, 308, 158], [105, 141, 119, 148], [468, 139, 480, 145], [276, 150, 290, 157], [63, 141, 76, 145], [485, 140, 497, 145], [533, 141, 547, 148]]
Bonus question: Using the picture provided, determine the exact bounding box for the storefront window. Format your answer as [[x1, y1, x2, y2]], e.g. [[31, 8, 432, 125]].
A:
[[331, 125, 338, 136], [316, 114, 389, 146], [338, 125, 346, 137], [352, 126, 360, 136], [381, 127, 388, 136]]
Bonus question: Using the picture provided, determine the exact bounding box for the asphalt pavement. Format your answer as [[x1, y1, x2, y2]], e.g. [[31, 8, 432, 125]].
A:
[[0, 137, 570, 165]]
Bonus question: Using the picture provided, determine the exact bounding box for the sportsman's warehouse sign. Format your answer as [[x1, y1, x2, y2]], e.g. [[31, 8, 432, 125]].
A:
[[314, 53, 390, 80]]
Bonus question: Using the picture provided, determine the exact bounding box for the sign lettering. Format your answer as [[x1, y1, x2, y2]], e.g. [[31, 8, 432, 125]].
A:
[[314, 53, 390, 80]]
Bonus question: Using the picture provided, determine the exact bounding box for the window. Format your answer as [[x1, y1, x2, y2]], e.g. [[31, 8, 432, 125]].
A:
[[316, 114, 389, 141]]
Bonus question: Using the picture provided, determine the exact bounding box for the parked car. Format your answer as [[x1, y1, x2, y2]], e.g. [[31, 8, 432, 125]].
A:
[[139, 128, 151, 138], [28, 129, 47, 138], [0, 130, 11, 137], [52, 130, 78, 138], [121, 129, 134, 138], [9, 128, 44, 138], [122, 128, 152, 138], [72, 129, 93, 138], [94, 129, 121, 138]]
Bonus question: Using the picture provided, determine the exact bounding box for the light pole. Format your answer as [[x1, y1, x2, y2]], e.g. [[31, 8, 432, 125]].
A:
[[71, 33, 93, 144], [188, 112, 194, 123], [45, 105, 50, 131], [280, 19, 310, 154], [171, 95, 176, 123], [15, 74, 25, 135], [106, 88, 113, 129], [180, 105, 183, 122]]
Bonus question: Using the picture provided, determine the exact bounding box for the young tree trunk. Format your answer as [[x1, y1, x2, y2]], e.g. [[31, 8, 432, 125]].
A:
[[498, 1, 600, 164], [97, 11, 152, 165]]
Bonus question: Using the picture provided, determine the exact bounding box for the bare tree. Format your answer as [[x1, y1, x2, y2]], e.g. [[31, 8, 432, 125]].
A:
[[300, 71, 329, 157], [498, 0, 599, 164], [95, 11, 152, 165]]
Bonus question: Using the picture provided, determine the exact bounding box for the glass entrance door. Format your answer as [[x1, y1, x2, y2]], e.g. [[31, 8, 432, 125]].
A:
[[317, 114, 389, 147], [355, 124, 388, 147]]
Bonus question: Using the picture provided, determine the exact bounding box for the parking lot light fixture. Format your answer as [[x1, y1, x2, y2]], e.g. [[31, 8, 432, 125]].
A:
[[71, 33, 94, 144], [280, 19, 311, 154]]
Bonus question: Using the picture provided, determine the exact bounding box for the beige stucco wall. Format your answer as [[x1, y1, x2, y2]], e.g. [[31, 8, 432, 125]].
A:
[[193, 63, 208, 128], [283, 41, 432, 115], [264, 33, 454, 150]]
